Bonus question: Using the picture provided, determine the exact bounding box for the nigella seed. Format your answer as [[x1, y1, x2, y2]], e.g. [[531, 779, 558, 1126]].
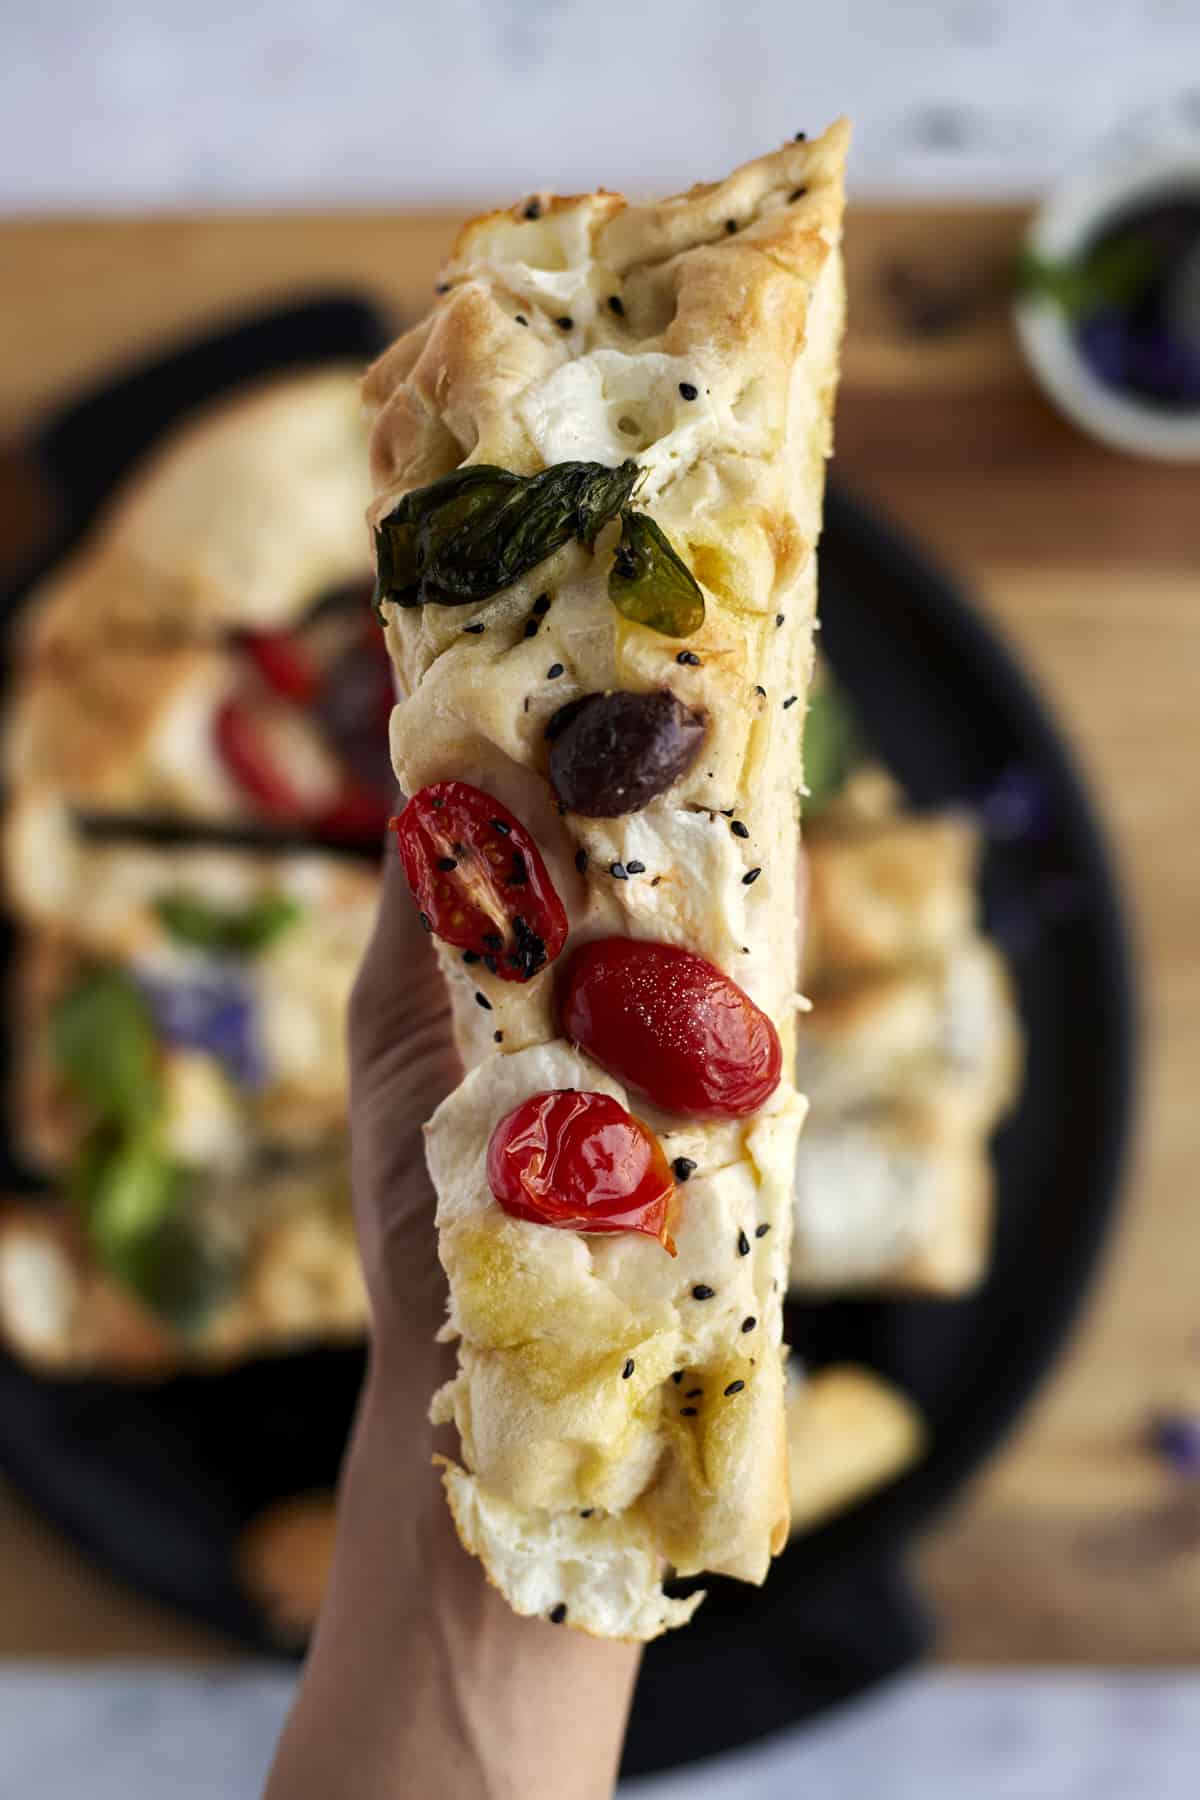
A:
[[775, 613, 785, 628], [676, 650, 701, 666], [725, 219, 737, 234], [435, 281, 450, 293], [794, 129, 807, 141], [547, 662, 565, 679], [463, 622, 486, 634], [482, 932, 503, 950], [523, 199, 541, 219], [755, 684, 766, 698], [575, 848, 589, 873], [462, 950, 479, 965], [608, 294, 625, 316], [755, 1223, 770, 1238], [515, 314, 528, 326], [418, 912, 433, 932], [692, 1284, 715, 1300], [737, 1229, 751, 1256], [789, 187, 808, 203], [532, 593, 551, 616], [549, 1603, 567, 1624], [731, 820, 750, 839], [483, 954, 499, 974], [622, 1358, 635, 1379], [437, 856, 458, 871], [491, 818, 512, 834], [724, 1380, 746, 1397], [741, 1315, 757, 1332], [524, 619, 539, 638], [743, 867, 762, 885], [580, 1508, 594, 1518], [475, 991, 492, 1011], [672, 1157, 696, 1183], [610, 861, 628, 880], [672, 1371, 684, 1384], [678, 381, 699, 401], [493, 1029, 504, 1043], [625, 859, 646, 875], [783, 694, 798, 709], [680, 1406, 699, 1417], [556, 315, 574, 331], [686, 1387, 703, 1399]]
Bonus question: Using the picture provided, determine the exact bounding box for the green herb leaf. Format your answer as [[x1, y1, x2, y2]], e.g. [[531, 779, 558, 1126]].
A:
[[155, 891, 302, 956], [608, 511, 706, 638], [373, 459, 640, 611], [1016, 237, 1159, 323], [51, 969, 161, 1131], [802, 681, 864, 815]]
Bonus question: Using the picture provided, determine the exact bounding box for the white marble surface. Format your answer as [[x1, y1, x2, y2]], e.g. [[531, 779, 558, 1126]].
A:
[[2, 0, 1199, 210], [0, 1667, 1197, 1798]]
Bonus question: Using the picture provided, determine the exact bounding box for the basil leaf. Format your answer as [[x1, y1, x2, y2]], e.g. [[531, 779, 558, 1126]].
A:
[[802, 681, 864, 815], [155, 891, 302, 956], [51, 969, 161, 1130], [132, 1209, 242, 1335], [1016, 238, 1159, 323], [608, 511, 706, 638], [373, 458, 639, 611]]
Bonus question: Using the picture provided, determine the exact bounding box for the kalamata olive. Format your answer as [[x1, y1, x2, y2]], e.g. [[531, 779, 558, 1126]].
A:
[[546, 690, 706, 817]]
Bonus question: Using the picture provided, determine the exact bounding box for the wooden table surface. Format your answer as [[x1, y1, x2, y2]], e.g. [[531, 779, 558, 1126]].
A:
[[1, 207, 1197, 1664]]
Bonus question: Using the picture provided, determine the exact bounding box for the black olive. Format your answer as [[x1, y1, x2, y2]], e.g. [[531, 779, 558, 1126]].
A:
[[546, 690, 706, 817]]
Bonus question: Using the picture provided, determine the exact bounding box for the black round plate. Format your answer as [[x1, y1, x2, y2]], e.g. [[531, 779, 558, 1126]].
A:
[[0, 306, 1135, 1780]]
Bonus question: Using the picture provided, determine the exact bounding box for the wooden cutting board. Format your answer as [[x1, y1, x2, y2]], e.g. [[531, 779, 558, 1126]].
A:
[[0, 207, 1197, 1663]]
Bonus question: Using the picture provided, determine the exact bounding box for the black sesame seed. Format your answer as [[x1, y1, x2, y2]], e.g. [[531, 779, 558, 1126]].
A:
[[547, 662, 564, 679], [435, 281, 450, 294], [783, 694, 798, 709], [678, 381, 699, 401], [549, 1603, 567, 1624], [743, 867, 762, 885], [754, 684, 766, 697], [625, 859, 646, 875], [608, 294, 625, 316], [523, 199, 541, 220], [724, 1380, 746, 1397], [672, 1157, 696, 1183], [463, 622, 486, 634], [672, 1370, 684, 1384], [515, 314, 528, 326], [755, 1223, 770, 1238], [789, 187, 808, 203], [725, 219, 737, 234], [741, 1315, 757, 1333], [741, 945, 750, 954], [491, 818, 512, 834], [622, 1358, 635, 1379], [436, 855, 458, 871], [509, 849, 528, 885], [775, 613, 785, 628], [680, 1406, 699, 1417], [482, 931, 503, 950], [651, 876, 662, 887], [493, 1029, 504, 1043], [483, 954, 499, 974], [556, 315, 574, 331], [676, 650, 701, 666], [686, 1387, 703, 1399], [610, 861, 628, 880], [575, 848, 589, 874], [532, 593, 551, 615], [737, 1229, 751, 1257], [418, 912, 433, 932], [731, 820, 750, 839], [794, 130, 807, 141], [580, 1508, 594, 1518], [475, 991, 492, 1011], [524, 619, 539, 638], [692, 1284, 715, 1301], [463, 952, 481, 967]]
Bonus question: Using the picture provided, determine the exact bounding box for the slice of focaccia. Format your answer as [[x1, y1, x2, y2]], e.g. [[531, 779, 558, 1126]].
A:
[[365, 123, 849, 1637]]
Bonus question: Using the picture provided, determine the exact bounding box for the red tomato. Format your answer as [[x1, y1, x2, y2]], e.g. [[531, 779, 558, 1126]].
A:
[[560, 938, 781, 1120], [214, 699, 306, 819], [391, 781, 568, 982], [316, 782, 392, 842], [242, 631, 321, 704], [487, 1089, 676, 1250]]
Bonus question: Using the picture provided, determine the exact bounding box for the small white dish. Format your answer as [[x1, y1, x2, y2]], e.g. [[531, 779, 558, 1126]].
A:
[[1016, 149, 1200, 462]]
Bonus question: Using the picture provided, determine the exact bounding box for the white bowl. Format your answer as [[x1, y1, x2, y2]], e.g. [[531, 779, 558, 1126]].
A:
[[1016, 152, 1200, 462]]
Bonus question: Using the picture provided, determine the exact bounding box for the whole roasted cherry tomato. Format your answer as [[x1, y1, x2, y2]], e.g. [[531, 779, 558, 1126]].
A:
[[392, 781, 568, 982], [487, 1088, 675, 1250], [560, 938, 781, 1119], [241, 631, 321, 704]]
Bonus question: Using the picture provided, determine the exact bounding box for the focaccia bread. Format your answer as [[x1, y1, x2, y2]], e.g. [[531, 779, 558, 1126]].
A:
[[786, 1363, 925, 1534], [365, 123, 848, 1637]]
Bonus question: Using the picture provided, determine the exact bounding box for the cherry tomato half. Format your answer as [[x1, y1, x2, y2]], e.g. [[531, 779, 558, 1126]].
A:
[[560, 938, 782, 1120], [391, 781, 568, 982], [241, 631, 321, 705], [214, 699, 306, 820], [487, 1089, 675, 1250]]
